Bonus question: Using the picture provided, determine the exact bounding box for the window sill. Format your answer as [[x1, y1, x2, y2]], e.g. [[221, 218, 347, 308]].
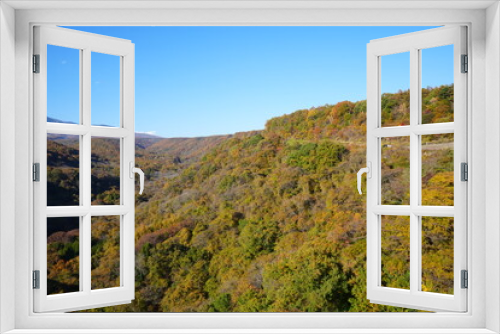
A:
[[4, 330, 498, 334]]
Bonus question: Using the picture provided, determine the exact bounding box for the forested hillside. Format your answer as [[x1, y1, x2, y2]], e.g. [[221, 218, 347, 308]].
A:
[[46, 85, 455, 312]]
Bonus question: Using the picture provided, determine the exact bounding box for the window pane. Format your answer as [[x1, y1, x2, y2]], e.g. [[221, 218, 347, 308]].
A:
[[421, 45, 454, 124], [91, 216, 120, 290], [421, 134, 454, 206], [422, 217, 454, 294], [91, 137, 120, 205], [91, 52, 121, 127], [381, 52, 410, 127], [381, 215, 410, 289], [47, 134, 80, 206], [47, 217, 80, 295], [47, 45, 80, 124], [381, 137, 410, 205]]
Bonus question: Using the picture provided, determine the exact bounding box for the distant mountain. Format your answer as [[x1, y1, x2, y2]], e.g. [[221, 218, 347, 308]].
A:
[[47, 116, 77, 124], [47, 117, 163, 140], [146, 135, 234, 162], [135, 132, 162, 139]]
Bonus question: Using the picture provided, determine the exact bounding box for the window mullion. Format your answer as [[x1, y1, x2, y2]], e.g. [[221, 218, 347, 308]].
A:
[[409, 47, 421, 294], [82, 48, 91, 209], [82, 48, 92, 294], [78, 48, 84, 293], [82, 214, 91, 293]]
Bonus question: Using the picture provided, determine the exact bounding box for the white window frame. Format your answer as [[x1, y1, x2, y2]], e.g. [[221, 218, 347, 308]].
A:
[[33, 26, 136, 312], [366, 26, 467, 312], [1, 1, 499, 333]]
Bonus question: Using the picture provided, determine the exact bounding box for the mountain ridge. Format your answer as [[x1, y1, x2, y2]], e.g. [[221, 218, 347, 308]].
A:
[[46, 85, 455, 313]]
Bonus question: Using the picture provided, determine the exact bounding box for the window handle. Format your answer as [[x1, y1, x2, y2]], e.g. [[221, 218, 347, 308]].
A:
[[357, 162, 371, 195], [129, 162, 145, 195]]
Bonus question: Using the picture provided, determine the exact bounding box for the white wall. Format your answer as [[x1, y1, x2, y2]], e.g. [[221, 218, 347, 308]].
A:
[[3, 4, 495, 332], [0, 2, 16, 333], [486, 2, 500, 333]]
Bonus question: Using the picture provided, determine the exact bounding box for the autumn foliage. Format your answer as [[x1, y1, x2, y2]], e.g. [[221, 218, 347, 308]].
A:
[[46, 85, 455, 312]]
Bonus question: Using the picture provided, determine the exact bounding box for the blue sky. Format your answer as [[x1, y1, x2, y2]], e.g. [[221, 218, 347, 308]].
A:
[[48, 26, 453, 137]]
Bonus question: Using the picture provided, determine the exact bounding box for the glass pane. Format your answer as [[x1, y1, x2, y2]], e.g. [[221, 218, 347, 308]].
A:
[[381, 136, 410, 205], [91, 137, 120, 205], [421, 45, 454, 124], [47, 134, 80, 206], [91, 216, 120, 290], [421, 134, 454, 206], [91, 52, 121, 127], [381, 52, 410, 127], [47, 45, 80, 124], [47, 217, 80, 295], [381, 215, 410, 289], [422, 217, 454, 294]]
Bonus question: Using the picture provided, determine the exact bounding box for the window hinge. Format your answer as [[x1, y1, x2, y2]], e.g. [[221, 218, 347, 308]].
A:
[[461, 54, 468, 73], [33, 54, 40, 73], [461, 270, 468, 289], [461, 162, 468, 181], [33, 270, 40, 289], [33, 163, 40, 182]]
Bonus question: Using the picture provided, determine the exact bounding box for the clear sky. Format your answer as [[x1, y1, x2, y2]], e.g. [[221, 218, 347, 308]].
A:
[[48, 26, 453, 138]]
